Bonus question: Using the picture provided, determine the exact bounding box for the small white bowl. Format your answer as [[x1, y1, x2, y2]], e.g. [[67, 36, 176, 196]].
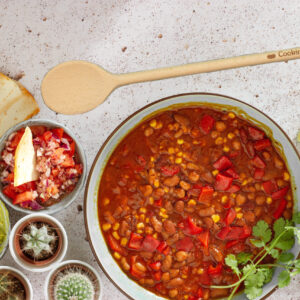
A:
[[45, 260, 103, 300], [0, 266, 33, 300], [9, 213, 68, 272]]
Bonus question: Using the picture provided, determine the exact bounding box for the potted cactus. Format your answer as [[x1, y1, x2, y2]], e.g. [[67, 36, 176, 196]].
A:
[[0, 200, 10, 259], [0, 266, 33, 300], [9, 213, 68, 272], [45, 260, 102, 300]]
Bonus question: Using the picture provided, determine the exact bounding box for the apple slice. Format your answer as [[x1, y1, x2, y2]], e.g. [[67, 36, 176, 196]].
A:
[[14, 127, 39, 187]]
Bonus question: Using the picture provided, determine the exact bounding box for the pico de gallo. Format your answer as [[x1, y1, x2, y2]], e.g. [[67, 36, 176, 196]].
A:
[[98, 106, 293, 299], [0, 126, 82, 210]]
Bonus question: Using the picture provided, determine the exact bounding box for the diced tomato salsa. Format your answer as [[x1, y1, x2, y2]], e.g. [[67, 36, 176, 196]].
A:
[[0, 126, 82, 210], [98, 107, 293, 299]]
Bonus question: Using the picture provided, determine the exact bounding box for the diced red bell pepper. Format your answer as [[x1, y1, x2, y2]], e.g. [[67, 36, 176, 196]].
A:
[[130, 256, 146, 279], [226, 184, 240, 193], [154, 198, 163, 207], [69, 141, 76, 156], [248, 126, 265, 140], [52, 128, 64, 139], [224, 208, 236, 226], [128, 233, 143, 250], [223, 168, 239, 179], [197, 230, 209, 248], [4, 173, 14, 183], [213, 156, 232, 171], [30, 125, 47, 136], [225, 240, 239, 249], [229, 150, 239, 158], [197, 287, 204, 298], [193, 183, 203, 189], [149, 261, 161, 271], [141, 235, 160, 252], [271, 186, 289, 200], [61, 155, 75, 168], [254, 168, 265, 180], [225, 226, 251, 241], [273, 199, 287, 219], [208, 263, 222, 275], [13, 191, 34, 205], [245, 142, 255, 158], [198, 186, 214, 204], [14, 181, 36, 193], [157, 241, 168, 253], [262, 180, 278, 195], [107, 234, 124, 254], [161, 165, 180, 176], [240, 225, 252, 239], [215, 174, 233, 191], [239, 128, 248, 144], [254, 139, 271, 151], [184, 217, 203, 235], [251, 155, 266, 169], [176, 237, 194, 251], [217, 226, 231, 240], [153, 270, 162, 281], [43, 130, 53, 142], [10, 131, 24, 149], [3, 185, 17, 200], [200, 115, 215, 134]]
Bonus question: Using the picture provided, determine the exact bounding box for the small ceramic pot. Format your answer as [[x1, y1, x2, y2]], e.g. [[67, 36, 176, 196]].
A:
[[0, 119, 87, 215], [0, 200, 10, 259], [0, 266, 33, 300], [9, 213, 68, 272], [45, 260, 102, 300]]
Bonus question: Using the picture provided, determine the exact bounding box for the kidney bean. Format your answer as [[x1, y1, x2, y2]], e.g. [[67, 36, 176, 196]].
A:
[[174, 188, 185, 198], [188, 171, 200, 182], [180, 180, 191, 191], [255, 195, 265, 205], [174, 129, 183, 138], [168, 278, 184, 288], [140, 251, 153, 260], [139, 185, 153, 196], [103, 211, 115, 224], [164, 175, 180, 187], [210, 246, 223, 263], [161, 272, 170, 282], [198, 206, 215, 217], [174, 114, 190, 126], [236, 194, 246, 206], [203, 217, 214, 229], [162, 255, 172, 272], [163, 220, 176, 235], [174, 201, 185, 213], [168, 289, 179, 298], [211, 288, 228, 298], [175, 251, 188, 262], [165, 201, 173, 213], [151, 216, 162, 233], [244, 211, 255, 223], [144, 127, 154, 137], [135, 262, 147, 272], [187, 162, 200, 170], [119, 220, 129, 236]]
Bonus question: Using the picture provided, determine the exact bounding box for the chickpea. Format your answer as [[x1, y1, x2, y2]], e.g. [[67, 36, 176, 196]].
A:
[[232, 139, 241, 150], [164, 175, 180, 187], [256, 195, 265, 205], [169, 289, 179, 298], [144, 127, 154, 137], [175, 251, 188, 262], [215, 121, 226, 132], [236, 194, 246, 206], [168, 278, 184, 288], [162, 255, 172, 272]]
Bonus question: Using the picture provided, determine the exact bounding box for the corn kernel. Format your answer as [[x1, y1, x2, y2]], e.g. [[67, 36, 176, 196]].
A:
[[266, 197, 272, 204], [212, 169, 219, 176], [102, 223, 111, 231], [154, 179, 160, 188], [169, 155, 175, 163], [213, 192, 218, 197], [242, 179, 248, 186], [153, 233, 158, 239], [168, 147, 175, 154], [159, 212, 168, 219], [103, 197, 110, 206], [113, 252, 121, 260], [139, 207, 147, 214], [215, 137, 224, 145], [177, 152, 183, 157], [197, 268, 204, 275], [137, 229, 143, 234], [112, 231, 120, 240], [287, 194, 292, 201], [146, 217, 150, 223], [137, 223, 145, 229], [240, 173, 246, 180], [156, 121, 163, 129], [177, 139, 184, 145], [221, 195, 228, 203], [113, 222, 120, 231], [160, 208, 166, 213], [182, 274, 188, 279], [227, 132, 235, 139], [150, 156, 155, 162], [212, 214, 220, 223], [164, 187, 169, 193], [184, 296, 189, 300], [283, 172, 290, 181], [223, 138, 227, 143], [139, 214, 145, 221], [149, 197, 154, 205], [230, 193, 237, 199], [175, 157, 182, 164], [188, 199, 197, 207], [150, 119, 157, 128], [235, 207, 241, 212], [120, 238, 128, 247], [223, 146, 230, 152], [193, 140, 199, 144], [228, 112, 235, 119], [236, 213, 243, 219]]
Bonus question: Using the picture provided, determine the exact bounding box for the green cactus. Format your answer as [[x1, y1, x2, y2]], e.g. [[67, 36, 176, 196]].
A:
[[21, 223, 56, 260], [54, 272, 94, 300], [0, 271, 26, 300]]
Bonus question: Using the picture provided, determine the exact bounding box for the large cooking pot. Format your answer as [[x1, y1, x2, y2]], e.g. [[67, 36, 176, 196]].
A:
[[84, 93, 300, 300]]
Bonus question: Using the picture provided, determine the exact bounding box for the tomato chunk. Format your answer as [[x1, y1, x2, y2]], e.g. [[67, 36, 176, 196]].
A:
[[141, 235, 160, 252], [273, 199, 287, 219], [271, 186, 289, 200], [198, 186, 214, 204], [10, 131, 24, 149], [107, 234, 125, 254], [239, 128, 248, 144], [43, 130, 53, 142], [200, 115, 215, 134], [254, 139, 271, 151], [208, 263, 222, 275], [262, 180, 278, 195], [223, 168, 239, 179], [149, 261, 161, 271], [183, 217, 203, 235], [215, 174, 233, 191], [226, 184, 240, 193], [213, 156, 232, 171], [224, 208, 236, 226], [3, 185, 17, 200], [52, 128, 64, 139], [13, 191, 34, 205], [225, 240, 239, 249], [248, 126, 265, 140], [161, 165, 180, 176], [251, 155, 266, 169], [128, 233, 143, 250], [197, 230, 209, 248], [254, 168, 265, 180], [176, 237, 194, 251], [217, 226, 231, 240]]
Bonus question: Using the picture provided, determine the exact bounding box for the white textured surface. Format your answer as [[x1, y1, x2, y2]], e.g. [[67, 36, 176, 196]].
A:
[[0, 1, 299, 299]]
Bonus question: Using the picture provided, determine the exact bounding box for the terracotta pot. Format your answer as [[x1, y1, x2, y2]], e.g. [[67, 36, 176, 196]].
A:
[[0, 266, 33, 300], [9, 213, 68, 272]]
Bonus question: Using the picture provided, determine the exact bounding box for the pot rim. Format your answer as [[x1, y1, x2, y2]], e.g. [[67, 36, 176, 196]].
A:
[[9, 213, 68, 272], [44, 259, 103, 300], [0, 265, 33, 300], [84, 92, 300, 300]]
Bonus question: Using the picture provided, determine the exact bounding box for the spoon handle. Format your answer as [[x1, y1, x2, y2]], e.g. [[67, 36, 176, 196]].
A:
[[117, 47, 300, 85]]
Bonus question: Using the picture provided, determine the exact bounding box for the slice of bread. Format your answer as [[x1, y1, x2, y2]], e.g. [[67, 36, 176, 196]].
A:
[[0, 73, 39, 136]]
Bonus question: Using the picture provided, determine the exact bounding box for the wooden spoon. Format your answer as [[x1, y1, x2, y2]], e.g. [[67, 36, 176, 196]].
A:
[[41, 47, 300, 115]]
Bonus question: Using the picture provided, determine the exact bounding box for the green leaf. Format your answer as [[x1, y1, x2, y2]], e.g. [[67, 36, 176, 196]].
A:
[[253, 220, 272, 243], [278, 252, 294, 263], [278, 270, 291, 288], [244, 268, 266, 300], [250, 239, 265, 248], [269, 249, 279, 259], [293, 212, 300, 224], [260, 267, 274, 284], [276, 230, 295, 250], [244, 285, 263, 300], [237, 252, 252, 265], [242, 264, 254, 277], [273, 218, 286, 238], [225, 254, 240, 276], [286, 226, 300, 245]]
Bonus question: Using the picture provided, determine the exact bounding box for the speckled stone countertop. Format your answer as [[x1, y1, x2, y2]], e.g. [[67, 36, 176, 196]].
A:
[[0, 1, 299, 299]]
